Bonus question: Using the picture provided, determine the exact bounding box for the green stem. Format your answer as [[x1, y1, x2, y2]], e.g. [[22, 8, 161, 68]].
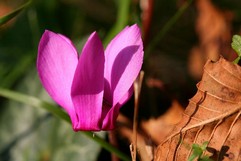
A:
[[82, 131, 130, 161], [145, 0, 193, 59], [0, 88, 131, 161]]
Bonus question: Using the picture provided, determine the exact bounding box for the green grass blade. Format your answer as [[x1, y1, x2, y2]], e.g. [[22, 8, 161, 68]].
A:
[[0, 87, 70, 122], [0, 88, 131, 161], [0, 0, 31, 26], [103, 0, 131, 46]]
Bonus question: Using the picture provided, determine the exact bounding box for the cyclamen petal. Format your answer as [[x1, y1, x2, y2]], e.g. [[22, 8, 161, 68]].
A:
[[37, 24, 144, 131], [37, 30, 79, 125], [104, 24, 143, 106], [101, 25, 143, 129], [71, 32, 105, 131]]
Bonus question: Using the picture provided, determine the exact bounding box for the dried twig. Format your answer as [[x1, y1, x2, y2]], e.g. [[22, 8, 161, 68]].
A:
[[131, 71, 144, 161]]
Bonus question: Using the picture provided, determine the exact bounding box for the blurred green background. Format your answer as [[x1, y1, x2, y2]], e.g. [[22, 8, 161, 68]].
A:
[[1, 0, 241, 161], [0, 0, 128, 160]]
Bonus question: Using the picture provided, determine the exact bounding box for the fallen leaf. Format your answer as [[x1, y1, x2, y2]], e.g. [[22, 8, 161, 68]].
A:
[[155, 57, 241, 161], [188, 0, 234, 80]]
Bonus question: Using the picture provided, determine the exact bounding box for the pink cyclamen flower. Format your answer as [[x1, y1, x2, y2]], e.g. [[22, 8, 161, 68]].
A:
[[37, 24, 143, 131]]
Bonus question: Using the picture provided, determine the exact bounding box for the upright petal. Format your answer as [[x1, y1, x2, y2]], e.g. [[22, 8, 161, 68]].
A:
[[37, 30, 78, 124], [104, 24, 144, 107], [71, 32, 105, 131]]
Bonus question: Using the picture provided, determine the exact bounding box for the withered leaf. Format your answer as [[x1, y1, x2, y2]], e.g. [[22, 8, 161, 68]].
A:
[[155, 57, 241, 161], [188, 0, 233, 80]]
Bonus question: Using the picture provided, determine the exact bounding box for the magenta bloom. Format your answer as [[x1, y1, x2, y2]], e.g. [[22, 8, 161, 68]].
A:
[[37, 24, 143, 131]]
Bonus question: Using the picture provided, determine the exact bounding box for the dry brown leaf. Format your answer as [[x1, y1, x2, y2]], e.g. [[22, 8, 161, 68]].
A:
[[188, 0, 233, 80], [155, 57, 241, 161], [0, 2, 16, 29], [0, 3, 12, 17]]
